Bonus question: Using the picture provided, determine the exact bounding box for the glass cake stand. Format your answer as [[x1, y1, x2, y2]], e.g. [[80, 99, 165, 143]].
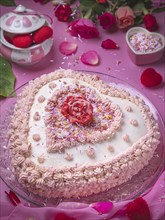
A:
[[0, 70, 165, 207]]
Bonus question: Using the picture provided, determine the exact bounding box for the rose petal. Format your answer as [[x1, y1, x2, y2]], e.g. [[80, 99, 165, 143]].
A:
[[5, 190, 21, 206], [90, 201, 113, 214], [101, 39, 119, 49], [59, 41, 78, 55], [81, 50, 99, 65], [126, 197, 151, 220], [140, 68, 162, 87], [54, 212, 76, 220]]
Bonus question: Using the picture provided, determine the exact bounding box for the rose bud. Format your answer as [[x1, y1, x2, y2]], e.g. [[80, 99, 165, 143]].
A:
[[143, 14, 158, 32]]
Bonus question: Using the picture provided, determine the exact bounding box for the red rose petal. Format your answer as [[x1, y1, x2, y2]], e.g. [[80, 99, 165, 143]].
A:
[[59, 41, 77, 55], [54, 212, 76, 220], [141, 68, 162, 87], [126, 197, 151, 220], [101, 39, 119, 49], [5, 190, 21, 206], [81, 50, 99, 65]]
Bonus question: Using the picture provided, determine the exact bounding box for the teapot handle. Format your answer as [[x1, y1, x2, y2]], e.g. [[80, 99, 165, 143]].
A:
[[42, 14, 53, 25]]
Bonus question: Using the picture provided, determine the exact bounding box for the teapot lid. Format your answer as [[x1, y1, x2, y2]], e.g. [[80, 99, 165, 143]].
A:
[[0, 5, 46, 34]]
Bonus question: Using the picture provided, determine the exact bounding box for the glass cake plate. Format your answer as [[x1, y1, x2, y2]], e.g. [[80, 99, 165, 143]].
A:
[[0, 70, 165, 207]]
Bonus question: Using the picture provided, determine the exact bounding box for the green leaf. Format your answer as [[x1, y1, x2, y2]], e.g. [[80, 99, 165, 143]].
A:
[[93, 4, 105, 15], [79, 0, 96, 7], [0, 56, 16, 97], [152, 6, 165, 13], [0, 0, 16, 6]]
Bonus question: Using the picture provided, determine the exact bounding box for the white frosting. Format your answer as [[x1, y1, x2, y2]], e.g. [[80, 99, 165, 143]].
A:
[[9, 69, 160, 199], [28, 78, 147, 169]]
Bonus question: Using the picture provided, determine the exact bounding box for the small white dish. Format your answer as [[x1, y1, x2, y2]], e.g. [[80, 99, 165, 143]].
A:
[[126, 27, 165, 65]]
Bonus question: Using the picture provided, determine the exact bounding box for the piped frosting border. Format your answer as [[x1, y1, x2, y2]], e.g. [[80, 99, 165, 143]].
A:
[[8, 69, 160, 199]]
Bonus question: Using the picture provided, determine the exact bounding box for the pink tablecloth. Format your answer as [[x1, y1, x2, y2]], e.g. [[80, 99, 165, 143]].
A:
[[0, 0, 165, 219]]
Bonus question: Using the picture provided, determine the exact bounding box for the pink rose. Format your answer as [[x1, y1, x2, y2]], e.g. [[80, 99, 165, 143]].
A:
[[68, 18, 99, 39], [115, 6, 135, 29], [98, 12, 116, 30]]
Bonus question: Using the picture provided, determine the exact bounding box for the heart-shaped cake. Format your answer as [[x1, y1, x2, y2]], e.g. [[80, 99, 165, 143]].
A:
[[126, 27, 165, 65], [9, 69, 160, 199]]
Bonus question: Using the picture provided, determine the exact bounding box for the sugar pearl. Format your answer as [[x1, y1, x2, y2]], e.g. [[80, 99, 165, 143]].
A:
[[33, 112, 40, 121], [33, 134, 41, 142], [38, 95, 45, 103]]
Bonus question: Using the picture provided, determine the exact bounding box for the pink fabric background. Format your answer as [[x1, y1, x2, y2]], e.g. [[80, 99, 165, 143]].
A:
[[0, 0, 165, 219]]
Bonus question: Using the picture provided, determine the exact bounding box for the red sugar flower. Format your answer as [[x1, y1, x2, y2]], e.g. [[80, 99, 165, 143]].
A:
[[141, 68, 162, 87], [54, 4, 72, 22], [61, 95, 93, 125], [126, 197, 151, 220], [101, 39, 119, 49]]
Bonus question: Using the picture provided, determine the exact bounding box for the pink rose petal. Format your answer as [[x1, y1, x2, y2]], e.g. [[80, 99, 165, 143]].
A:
[[81, 50, 99, 66], [90, 201, 113, 214], [59, 41, 78, 55]]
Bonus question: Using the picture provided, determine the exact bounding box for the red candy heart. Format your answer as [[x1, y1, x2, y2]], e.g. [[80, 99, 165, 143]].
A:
[[12, 34, 33, 48], [141, 68, 162, 87], [33, 26, 53, 44]]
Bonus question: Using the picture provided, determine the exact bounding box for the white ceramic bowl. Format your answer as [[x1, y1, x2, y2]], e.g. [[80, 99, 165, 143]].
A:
[[126, 27, 165, 65], [0, 5, 53, 65], [0, 5, 45, 34], [0, 28, 53, 65]]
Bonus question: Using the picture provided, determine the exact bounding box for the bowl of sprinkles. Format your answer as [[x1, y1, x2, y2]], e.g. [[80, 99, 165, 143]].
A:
[[126, 27, 165, 65]]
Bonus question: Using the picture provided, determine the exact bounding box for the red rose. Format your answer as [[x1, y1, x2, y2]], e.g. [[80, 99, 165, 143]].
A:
[[54, 4, 72, 22], [68, 18, 99, 39], [98, 0, 107, 3], [143, 14, 158, 32], [98, 12, 116, 30], [61, 95, 93, 125]]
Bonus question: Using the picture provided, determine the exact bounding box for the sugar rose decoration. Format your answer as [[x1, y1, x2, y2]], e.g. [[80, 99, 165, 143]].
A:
[[61, 95, 93, 125]]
